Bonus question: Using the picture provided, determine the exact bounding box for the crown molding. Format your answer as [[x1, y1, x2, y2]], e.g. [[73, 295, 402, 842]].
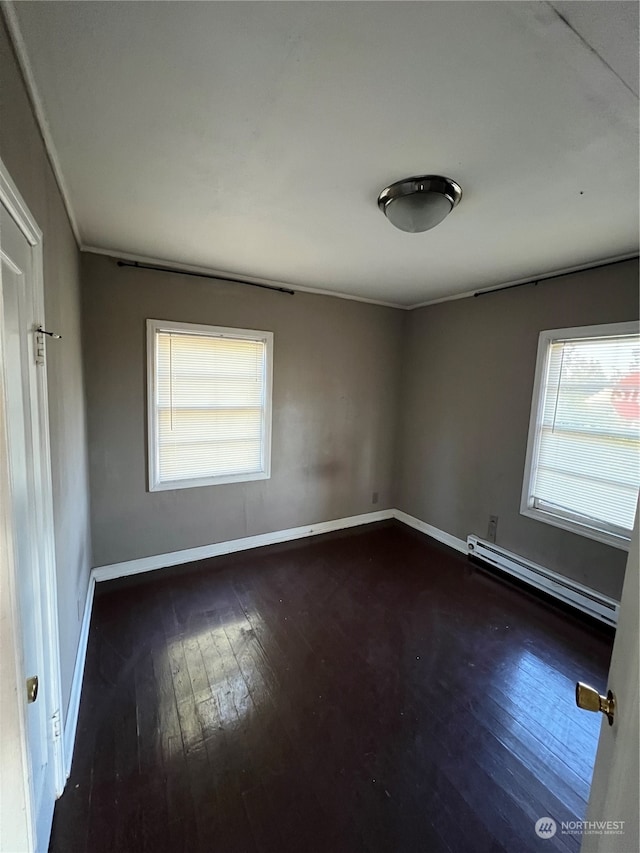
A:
[[406, 252, 640, 310], [83, 245, 639, 313], [81, 245, 410, 310], [2, 1, 82, 246]]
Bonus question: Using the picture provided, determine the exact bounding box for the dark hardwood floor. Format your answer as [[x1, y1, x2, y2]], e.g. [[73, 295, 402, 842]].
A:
[[50, 521, 613, 853]]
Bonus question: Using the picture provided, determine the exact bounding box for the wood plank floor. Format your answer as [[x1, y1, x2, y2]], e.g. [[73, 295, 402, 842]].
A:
[[50, 521, 613, 853]]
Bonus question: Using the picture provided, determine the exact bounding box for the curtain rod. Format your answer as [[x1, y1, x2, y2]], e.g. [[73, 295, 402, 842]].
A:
[[117, 260, 296, 295], [473, 255, 639, 298]]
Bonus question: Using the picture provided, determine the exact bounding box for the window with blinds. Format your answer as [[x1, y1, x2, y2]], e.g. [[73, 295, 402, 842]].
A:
[[522, 322, 640, 548], [147, 320, 273, 491]]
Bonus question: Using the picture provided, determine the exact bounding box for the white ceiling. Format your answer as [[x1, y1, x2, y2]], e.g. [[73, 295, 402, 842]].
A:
[[7, 1, 639, 307]]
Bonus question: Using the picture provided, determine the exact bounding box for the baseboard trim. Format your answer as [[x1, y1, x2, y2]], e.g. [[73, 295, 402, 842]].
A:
[[392, 509, 467, 554], [63, 575, 95, 778], [91, 509, 395, 583]]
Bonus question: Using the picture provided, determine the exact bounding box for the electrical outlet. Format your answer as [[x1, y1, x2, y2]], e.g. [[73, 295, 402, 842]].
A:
[[372, 491, 379, 505], [487, 515, 498, 543]]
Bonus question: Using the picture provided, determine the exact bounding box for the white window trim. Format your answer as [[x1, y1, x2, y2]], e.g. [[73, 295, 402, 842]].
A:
[[520, 320, 639, 552], [146, 319, 273, 492]]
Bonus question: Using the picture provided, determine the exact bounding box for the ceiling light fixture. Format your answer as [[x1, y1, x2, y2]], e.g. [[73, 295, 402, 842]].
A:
[[378, 175, 462, 233]]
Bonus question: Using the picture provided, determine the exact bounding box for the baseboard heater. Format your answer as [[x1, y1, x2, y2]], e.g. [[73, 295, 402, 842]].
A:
[[466, 536, 619, 627]]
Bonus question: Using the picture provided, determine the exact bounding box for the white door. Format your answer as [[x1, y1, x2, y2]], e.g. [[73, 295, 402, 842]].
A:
[[580, 502, 639, 853], [0, 198, 60, 851]]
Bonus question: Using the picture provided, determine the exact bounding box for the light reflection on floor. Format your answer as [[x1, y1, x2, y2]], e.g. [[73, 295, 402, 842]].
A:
[[493, 647, 601, 796], [160, 614, 270, 755]]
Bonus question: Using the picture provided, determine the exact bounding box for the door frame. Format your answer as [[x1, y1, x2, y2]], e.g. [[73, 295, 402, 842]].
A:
[[0, 157, 65, 841]]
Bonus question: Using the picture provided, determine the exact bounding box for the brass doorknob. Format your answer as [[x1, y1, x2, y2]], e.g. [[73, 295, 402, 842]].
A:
[[575, 682, 615, 726]]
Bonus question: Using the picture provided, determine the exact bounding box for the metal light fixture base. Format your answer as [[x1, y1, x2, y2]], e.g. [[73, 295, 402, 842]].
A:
[[378, 175, 462, 233]]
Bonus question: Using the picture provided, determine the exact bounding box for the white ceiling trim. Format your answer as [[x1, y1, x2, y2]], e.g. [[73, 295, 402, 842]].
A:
[[86, 245, 638, 314], [81, 246, 409, 311], [407, 251, 640, 310], [2, 1, 81, 246]]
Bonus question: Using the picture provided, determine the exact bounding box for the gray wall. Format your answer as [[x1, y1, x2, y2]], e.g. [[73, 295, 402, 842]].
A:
[[396, 259, 639, 600], [84, 252, 638, 598], [0, 19, 92, 722], [81, 253, 403, 566]]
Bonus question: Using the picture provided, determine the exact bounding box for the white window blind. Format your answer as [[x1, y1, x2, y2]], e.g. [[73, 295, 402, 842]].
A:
[[523, 323, 640, 546], [148, 321, 272, 490]]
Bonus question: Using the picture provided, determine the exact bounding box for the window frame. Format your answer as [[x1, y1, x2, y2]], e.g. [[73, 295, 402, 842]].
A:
[[520, 320, 639, 551], [146, 318, 273, 492]]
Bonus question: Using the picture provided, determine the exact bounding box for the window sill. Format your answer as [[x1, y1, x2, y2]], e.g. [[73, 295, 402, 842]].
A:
[[520, 505, 631, 551], [149, 470, 270, 492]]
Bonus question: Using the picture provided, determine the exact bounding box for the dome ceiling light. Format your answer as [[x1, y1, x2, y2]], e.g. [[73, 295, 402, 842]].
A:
[[377, 175, 462, 233]]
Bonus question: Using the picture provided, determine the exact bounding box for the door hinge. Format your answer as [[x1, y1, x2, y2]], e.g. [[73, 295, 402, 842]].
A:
[[34, 325, 61, 366], [35, 326, 46, 366], [51, 709, 62, 740]]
